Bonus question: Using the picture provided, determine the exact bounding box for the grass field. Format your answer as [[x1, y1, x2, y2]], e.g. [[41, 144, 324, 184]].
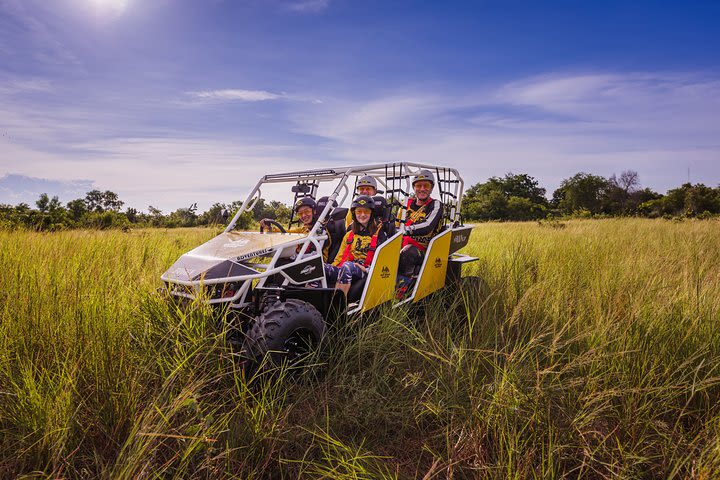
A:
[[1, 219, 720, 479]]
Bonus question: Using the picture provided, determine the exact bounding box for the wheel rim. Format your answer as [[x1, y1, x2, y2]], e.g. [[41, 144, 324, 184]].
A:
[[283, 328, 317, 363]]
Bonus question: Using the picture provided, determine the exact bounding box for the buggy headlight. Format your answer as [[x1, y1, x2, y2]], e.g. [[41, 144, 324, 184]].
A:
[[206, 282, 239, 299]]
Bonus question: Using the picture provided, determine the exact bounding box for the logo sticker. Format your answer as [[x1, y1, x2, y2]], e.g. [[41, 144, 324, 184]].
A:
[[173, 267, 196, 278], [223, 238, 250, 248], [434, 257, 442, 268], [300, 264, 316, 276], [453, 234, 468, 244], [380, 265, 390, 279], [236, 248, 272, 261]]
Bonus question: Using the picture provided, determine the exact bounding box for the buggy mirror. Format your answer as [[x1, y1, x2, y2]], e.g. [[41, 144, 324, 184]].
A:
[[292, 184, 312, 194]]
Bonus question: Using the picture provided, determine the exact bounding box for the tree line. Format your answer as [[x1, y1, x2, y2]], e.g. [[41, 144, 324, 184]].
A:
[[461, 171, 720, 221], [0, 190, 291, 231], [1, 172, 718, 231]]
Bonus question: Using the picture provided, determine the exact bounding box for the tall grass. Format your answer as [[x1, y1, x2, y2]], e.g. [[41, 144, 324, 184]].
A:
[[1, 219, 719, 478]]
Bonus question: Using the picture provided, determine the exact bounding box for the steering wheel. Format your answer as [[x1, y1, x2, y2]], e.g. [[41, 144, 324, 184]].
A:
[[260, 220, 287, 234]]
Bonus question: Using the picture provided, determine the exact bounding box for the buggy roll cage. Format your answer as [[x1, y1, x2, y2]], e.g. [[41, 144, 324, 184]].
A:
[[226, 162, 465, 235]]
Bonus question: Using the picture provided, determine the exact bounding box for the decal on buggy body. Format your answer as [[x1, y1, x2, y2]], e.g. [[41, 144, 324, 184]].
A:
[[282, 256, 325, 284], [412, 229, 452, 303], [223, 238, 250, 248], [236, 248, 272, 261], [359, 232, 402, 312], [449, 226, 473, 254]]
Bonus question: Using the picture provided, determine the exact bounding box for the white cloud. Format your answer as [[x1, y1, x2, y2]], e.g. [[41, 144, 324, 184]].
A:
[[495, 72, 720, 135], [1, 71, 718, 210], [291, 95, 445, 141], [0, 174, 93, 205], [186, 89, 283, 102], [286, 72, 720, 193], [1, 135, 329, 211], [0, 77, 53, 95], [287, 0, 330, 13]]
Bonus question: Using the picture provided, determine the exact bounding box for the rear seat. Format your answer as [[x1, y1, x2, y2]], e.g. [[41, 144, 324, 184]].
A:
[[373, 195, 396, 236], [316, 196, 348, 262]]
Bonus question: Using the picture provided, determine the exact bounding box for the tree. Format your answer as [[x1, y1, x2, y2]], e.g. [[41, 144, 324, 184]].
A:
[[36, 193, 50, 213], [618, 170, 639, 193], [84, 189, 124, 212], [637, 183, 720, 217], [67, 199, 88, 222], [462, 173, 548, 221], [148, 206, 164, 226], [85, 190, 105, 212], [101, 190, 124, 212], [126, 207, 139, 223], [684, 184, 720, 215], [34, 193, 66, 230], [553, 173, 610, 214], [493, 173, 547, 204], [198, 203, 228, 225], [628, 188, 661, 214], [169, 203, 198, 227]]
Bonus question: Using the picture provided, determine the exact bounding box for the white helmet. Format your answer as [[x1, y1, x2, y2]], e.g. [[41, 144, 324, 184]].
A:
[[412, 169, 435, 187], [356, 175, 378, 192]]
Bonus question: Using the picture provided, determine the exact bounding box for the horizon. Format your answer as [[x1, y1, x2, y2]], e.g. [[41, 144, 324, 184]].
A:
[[0, 167, 715, 214], [1, 0, 719, 211]]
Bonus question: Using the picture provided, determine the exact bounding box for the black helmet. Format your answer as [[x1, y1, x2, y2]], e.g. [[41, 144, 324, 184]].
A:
[[293, 196, 316, 212], [315, 195, 337, 218], [351, 195, 374, 212], [372, 195, 389, 221], [356, 175, 378, 192], [412, 169, 435, 187]]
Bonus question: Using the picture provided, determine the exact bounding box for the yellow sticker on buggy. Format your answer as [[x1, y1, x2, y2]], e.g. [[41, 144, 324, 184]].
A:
[[359, 232, 402, 312], [412, 229, 452, 303]]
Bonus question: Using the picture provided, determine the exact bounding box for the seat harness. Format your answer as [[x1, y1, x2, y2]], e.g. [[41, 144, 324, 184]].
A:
[[338, 223, 383, 267], [401, 197, 434, 251]]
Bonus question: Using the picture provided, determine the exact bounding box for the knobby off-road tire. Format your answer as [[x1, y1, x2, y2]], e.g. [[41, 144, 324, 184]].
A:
[[243, 299, 326, 370]]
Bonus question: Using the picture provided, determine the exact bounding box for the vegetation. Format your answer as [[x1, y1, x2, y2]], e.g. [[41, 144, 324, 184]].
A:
[[1, 171, 718, 231], [462, 173, 549, 221], [2, 219, 720, 478], [462, 171, 719, 221], [0, 190, 291, 231]]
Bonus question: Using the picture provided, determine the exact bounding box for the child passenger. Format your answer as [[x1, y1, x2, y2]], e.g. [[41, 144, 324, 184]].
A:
[[324, 195, 386, 296]]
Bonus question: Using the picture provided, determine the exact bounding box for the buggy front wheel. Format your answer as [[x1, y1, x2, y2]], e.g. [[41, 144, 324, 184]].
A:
[[243, 298, 326, 370]]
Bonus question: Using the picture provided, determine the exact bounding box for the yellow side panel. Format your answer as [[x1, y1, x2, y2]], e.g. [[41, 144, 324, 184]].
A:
[[360, 233, 402, 312], [412, 229, 452, 303]]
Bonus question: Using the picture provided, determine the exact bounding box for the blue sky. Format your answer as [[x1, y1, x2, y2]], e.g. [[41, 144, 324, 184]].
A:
[[1, 0, 719, 212]]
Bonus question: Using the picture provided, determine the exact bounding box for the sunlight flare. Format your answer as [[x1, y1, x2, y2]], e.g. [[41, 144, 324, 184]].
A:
[[90, 0, 129, 15]]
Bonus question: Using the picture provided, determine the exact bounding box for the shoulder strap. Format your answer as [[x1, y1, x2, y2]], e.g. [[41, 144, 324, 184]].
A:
[[363, 224, 384, 267], [339, 231, 355, 266]]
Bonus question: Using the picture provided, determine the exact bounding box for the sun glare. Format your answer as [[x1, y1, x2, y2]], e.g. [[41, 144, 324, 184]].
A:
[[90, 0, 129, 16]]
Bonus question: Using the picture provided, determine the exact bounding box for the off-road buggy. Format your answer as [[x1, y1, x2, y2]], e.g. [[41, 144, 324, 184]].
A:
[[161, 163, 477, 366]]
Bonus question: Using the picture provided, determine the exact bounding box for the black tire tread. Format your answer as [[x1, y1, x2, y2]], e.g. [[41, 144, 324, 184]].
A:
[[244, 298, 325, 365]]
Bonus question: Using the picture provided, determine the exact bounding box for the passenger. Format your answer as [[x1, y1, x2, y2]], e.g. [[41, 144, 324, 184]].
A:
[[324, 195, 387, 296], [345, 175, 378, 227], [396, 170, 444, 296]]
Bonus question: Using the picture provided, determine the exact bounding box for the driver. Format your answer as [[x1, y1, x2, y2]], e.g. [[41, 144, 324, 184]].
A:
[[396, 170, 444, 296], [260, 197, 333, 261], [260, 197, 316, 234]]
